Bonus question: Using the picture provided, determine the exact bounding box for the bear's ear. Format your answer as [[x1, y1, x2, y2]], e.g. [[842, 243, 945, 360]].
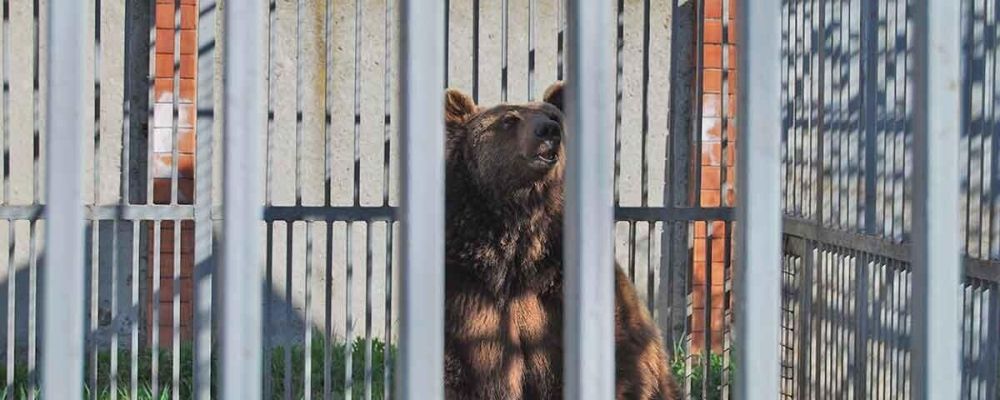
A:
[[445, 88, 477, 124], [542, 81, 565, 111]]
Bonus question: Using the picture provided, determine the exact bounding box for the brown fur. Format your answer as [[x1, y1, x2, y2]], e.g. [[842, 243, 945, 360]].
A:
[[444, 82, 678, 400]]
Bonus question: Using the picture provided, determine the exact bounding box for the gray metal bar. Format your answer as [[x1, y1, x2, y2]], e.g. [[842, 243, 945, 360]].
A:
[[613, 0, 623, 206], [130, 221, 140, 400], [220, 0, 265, 398], [345, 223, 355, 400], [353, 0, 362, 207], [146, 0, 156, 205], [365, 223, 374, 400], [383, 222, 394, 400], [911, 0, 963, 397], [285, 224, 293, 400], [735, 0, 783, 397], [193, 0, 216, 397], [397, 0, 445, 397], [304, 223, 314, 400], [563, 1, 615, 399], [501, 0, 508, 102], [152, 220, 161, 399], [172, 221, 182, 400], [616, 207, 735, 222], [42, 0, 87, 397]]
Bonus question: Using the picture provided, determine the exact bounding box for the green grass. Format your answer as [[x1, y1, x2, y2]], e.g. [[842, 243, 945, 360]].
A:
[[0, 335, 396, 400], [0, 336, 731, 399], [670, 339, 734, 400]]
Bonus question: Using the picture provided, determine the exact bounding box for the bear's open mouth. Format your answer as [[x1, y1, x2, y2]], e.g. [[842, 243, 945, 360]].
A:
[[536, 148, 558, 164]]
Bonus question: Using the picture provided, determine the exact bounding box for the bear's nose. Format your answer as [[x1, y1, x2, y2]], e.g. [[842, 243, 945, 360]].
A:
[[533, 120, 561, 140]]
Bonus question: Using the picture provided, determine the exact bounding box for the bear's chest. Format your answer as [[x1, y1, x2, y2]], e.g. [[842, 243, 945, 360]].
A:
[[445, 290, 564, 399]]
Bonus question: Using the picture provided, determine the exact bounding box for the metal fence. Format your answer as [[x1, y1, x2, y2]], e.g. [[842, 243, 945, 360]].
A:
[[0, 0, 983, 399], [778, 0, 986, 398], [2, 0, 747, 399]]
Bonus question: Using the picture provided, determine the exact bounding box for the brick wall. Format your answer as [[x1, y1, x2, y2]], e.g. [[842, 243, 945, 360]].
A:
[[147, 0, 197, 344], [691, 0, 737, 352]]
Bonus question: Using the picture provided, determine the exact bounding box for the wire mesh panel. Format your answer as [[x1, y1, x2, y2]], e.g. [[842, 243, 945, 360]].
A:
[[780, 0, 997, 398]]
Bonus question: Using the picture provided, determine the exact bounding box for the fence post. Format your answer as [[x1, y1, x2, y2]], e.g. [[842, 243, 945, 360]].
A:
[[911, 0, 963, 398], [734, 0, 783, 398], [564, 1, 616, 399], [397, 0, 446, 398], [42, 0, 87, 398], [220, 1, 264, 399]]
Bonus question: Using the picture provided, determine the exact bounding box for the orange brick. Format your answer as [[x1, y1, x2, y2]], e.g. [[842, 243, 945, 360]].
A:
[[702, 141, 722, 166], [154, 78, 173, 102], [180, 0, 198, 4], [179, 103, 196, 128], [179, 78, 196, 102], [180, 30, 197, 54], [181, 5, 197, 29], [152, 177, 194, 204], [156, 28, 174, 54], [701, 166, 721, 190], [693, 239, 727, 262], [728, 20, 738, 43], [703, 94, 722, 117], [704, 19, 723, 44], [153, 225, 196, 253], [700, 190, 721, 207], [705, 0, 723, 19], [702, 118, 722, 141], [703, 69, 722, 93], [704, 44, 722, 68], [155, 154, 195, 178], [155, 56, 174, 78], [178, 129, 196, 153], [180, 54, 196, 78], [155, 3, 175, 29]]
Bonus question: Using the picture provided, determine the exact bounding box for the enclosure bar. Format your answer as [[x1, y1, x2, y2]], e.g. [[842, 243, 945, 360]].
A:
[[28, 2, 39, 393], [172, 220, 182, 400], [702, 223, 714, 399], [41, 0, 87, 397], [263, 223, 274, 397], [734, 0, 782, 397], [90, 1, 104, 393], [345, 224, 355, 400], [556, 0, 564, 81], [982, 0, 998, 260], [220, 0, 264, 398], [170, 0, 180, 207], [501, 0, 508, 102], [304, 223, 314, 400], [1, 0, 9, 210], [265, 0, 275, 207], [146, 0, 156, 205], [296, 0, 304, 207], [365, 223, 375, 400], [353, 0, 362, 207], [27, 221, 38, 400], [152, 220, 161, 399], [323, 222, 332, 400], [383, 0, 393, 208], [563, 1, 615, 399], [640, 0, 651, 207], [193, 1, 217, 398], [692, 0, 705, 208], [285, 224, 293, 400], [444, 0, 449, 86], [911, 0, 962, 398], [130, 222, 139, 400], [383, 222, 394, 399], [527, 0, 535, 99], [472, 0, 479, 102], [88, 209, 99, 400], [397, 0, 445, 397], [860, 0, 878, 235], [612, 0, 623, 206]]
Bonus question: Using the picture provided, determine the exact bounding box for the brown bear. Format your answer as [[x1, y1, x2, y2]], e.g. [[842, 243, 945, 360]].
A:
[[443, 81, 678, 400]]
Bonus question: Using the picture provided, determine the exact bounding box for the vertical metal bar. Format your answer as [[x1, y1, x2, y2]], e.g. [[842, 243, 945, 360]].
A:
[[861, 0, 878, 235], [398, 0, 445, 397], [444, 0, 449, 86], [89, 0, 103, 395], [304, 223, 314, 400], [172, 221, 181, 400], [796, 239, 814, 400], [296, 0, 304, 208], [193, 0, 216, 397], [110, 220, 119, 398], [613, 0, 622, 206], [170, 0, 180, 207], [345, 224, 354, 400], [853, 252, 869, 400], [911, 0, 962, 398], [353, 0, 362, 207], [501, 0, 508, 102], [692, 0, 705, 208], [564, 1, 615, 399], [472, 0, 479, 103], [262, 2, 275, 395], [147, 0, 156, 205], [527, 0, 535, 99], [28, 2, 40, 396], [285, 224, 293, 400], [364, 223, 374, 400], [323, 0, 334, 396], [735, 0, 783, 397], [42, 4, 88, 397], [383, 222, 394, 400], [220, 0, 264, 397], [641, 0, 651, 209], [556, 0, 564, 81], [130, 221, 139, 400], [152, 220, 161, 399], [702, 224, 713, 399]]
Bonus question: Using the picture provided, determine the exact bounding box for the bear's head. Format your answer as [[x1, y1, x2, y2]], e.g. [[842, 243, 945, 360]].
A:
[[444, 81, 566, 202]]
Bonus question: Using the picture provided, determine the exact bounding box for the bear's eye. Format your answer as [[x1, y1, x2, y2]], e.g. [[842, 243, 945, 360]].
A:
[[500, 114, 520, 129]]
